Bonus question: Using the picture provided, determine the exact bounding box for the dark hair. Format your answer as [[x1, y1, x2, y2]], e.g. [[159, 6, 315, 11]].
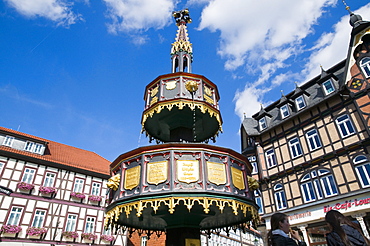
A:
[[325, 210, 367, 246], [267, 213, 288, 246]]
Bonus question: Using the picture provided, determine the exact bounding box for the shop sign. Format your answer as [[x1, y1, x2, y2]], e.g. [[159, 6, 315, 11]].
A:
[[323, 197, 370, 212], [289, 212, 311, 221]]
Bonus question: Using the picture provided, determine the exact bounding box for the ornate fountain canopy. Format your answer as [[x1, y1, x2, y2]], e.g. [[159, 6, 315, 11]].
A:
[[141, 9, 223, 143], [106, 9, 259, 238]]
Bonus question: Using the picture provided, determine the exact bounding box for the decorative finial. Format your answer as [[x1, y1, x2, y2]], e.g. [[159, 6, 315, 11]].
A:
[[172, 9, 192, 26], [342, 0, 351, 12], [281, 90, 284, 96]]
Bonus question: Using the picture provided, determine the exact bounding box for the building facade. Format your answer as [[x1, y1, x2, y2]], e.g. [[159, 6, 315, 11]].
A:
[[241, 11, 370, 246], [0, 126, 126, 245]]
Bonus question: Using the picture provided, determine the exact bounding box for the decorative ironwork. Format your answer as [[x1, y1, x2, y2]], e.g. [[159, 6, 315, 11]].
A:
[[105, 196, 260, 227]]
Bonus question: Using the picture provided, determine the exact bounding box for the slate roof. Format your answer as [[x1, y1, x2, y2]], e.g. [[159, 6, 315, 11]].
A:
[[243, 59, 346, 136], [0, 126, 110, 176]]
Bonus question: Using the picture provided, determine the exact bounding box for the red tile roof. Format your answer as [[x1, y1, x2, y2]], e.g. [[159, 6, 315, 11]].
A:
[[0, 126, 110, 176]]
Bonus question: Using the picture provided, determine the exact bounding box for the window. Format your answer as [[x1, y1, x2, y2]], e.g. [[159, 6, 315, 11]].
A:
[[360, 57, 370, 78], [34, 143, 43, 154], [3, 136, 14, 147], [32, 210, 46, 228], [265, 148, 277, 168], [274, 184, 287, 210], [22, 168, 36, 183], [254, 191, 263, 214], [141, 236, 148, 246], [280, 105, 290, 118], [300, 169, 337, 203], [65, 214, 77, 231], [354, 155, 370, 188], [0, 162, 4, 173], [336, 114, 356, 138], [295, 96, 306, 110], [24, 141, 35, 152], [73, 178, 84, 193], [289, 137, 303, 158], [306, 129, 322, 151], [322, 80, 335, 95], [91, 182, 101, 196], [7, 207, 23, 225], [84, 217, 95, 233], [259, 117, 267, 130], [248, 156, 258, 174], [43, 172, 56, 187]]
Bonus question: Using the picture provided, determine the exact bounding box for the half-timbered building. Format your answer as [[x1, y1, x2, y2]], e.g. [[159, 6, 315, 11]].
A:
[[0, 126, 126, 245], [241, 10, 370, 246]]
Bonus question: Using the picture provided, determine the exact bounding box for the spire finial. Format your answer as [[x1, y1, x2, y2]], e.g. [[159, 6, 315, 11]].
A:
[[171, 9, 193, 73], [342, 0, 351, 12], [281, 90, 284, 96], [172, 9, 192, 26]]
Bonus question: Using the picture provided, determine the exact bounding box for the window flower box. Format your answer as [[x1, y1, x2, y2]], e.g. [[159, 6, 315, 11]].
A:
[[62, 231, 79, 239], [88, 195, 102, 202], [17, 182, 34, 191], [1, 225, 22, 234], [70, 192, 86, 200], [101, 234, 115, 242], [26, 227, 47, 237], [81, 232, 98, 241], [39, 186, 57, 195]]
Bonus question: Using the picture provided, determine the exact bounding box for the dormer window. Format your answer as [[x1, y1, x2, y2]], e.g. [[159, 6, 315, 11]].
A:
[[295, 96, 306, 110], [322, 80, 335, 95], [280, 105, 290, 119], [3, 136, 14, 147], [24, 141, 35, 152], [259, 117, 267, 130], [24, 141, 44, 154], [360, 57, 370, 78]]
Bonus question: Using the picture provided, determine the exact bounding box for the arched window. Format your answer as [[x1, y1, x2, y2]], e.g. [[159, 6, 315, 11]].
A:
[[354, 155, 370, 187], [300, 169, 338, 203], [360, 57, 370, 78], [274, 183, 287, 210]]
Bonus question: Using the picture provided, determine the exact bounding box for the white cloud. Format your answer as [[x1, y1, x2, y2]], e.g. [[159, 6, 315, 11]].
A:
[[197, 1, 370, 123], [4, 0, 81, 26], [103, 0, 177, 35], [302, 4, 370, 81], [198, 0, 337, 71]]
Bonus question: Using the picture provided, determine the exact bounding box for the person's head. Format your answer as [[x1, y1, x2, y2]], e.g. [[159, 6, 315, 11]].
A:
[[271, 212, 290, 233], [325, 210, 346, 228]]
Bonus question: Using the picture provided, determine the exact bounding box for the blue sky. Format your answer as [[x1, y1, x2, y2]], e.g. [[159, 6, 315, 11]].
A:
[[0, 0, 369, 161]]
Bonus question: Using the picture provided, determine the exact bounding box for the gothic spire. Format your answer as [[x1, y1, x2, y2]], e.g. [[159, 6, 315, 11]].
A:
[[171, 9, 193, 73]]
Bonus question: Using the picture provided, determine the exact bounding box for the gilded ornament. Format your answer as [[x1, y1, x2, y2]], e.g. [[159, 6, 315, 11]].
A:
[[124, 166, 141, 190], [231, 167, 245, 190], [177, 160, 199, 183], [147, 161, 168, 185], [107, 174, 121, 191], [204, 86, 212, 96], [150, 86, 158, 97], [104, 196, 260, 228], [204, 94, 214, 105], [185, 80, 198, 93], [166, 80, 177, 90], [247, 176, 259, 191], [207, 162, 226, 185], [150, 96, 158, 106]]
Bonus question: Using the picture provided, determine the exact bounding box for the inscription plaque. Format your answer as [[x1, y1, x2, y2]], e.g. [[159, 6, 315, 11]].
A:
[[147, 161, 168, 185], [124, 166, 141, 190], [177, 160, 199, 183], [231, 167, 245, 190], [206, 161, 226, 185]]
